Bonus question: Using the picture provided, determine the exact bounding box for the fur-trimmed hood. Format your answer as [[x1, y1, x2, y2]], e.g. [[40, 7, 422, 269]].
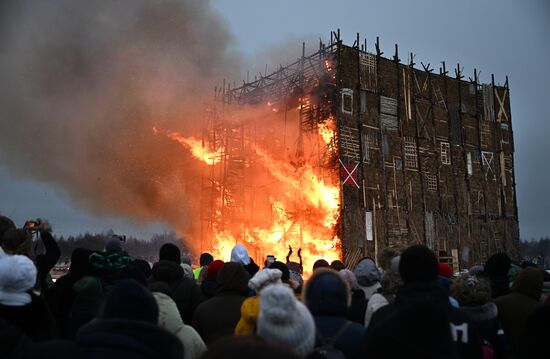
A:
[[460, 302, 498, 322]]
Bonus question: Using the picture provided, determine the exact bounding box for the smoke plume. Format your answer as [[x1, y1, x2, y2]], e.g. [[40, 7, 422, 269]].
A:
[[0, 0, 242, 242]]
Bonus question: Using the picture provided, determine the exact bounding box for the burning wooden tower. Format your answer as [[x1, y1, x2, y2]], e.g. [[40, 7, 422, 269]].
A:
[[201, 30, 519, 271]]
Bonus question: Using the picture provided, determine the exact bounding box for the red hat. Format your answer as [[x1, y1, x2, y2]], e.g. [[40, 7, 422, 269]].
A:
[[438, 263, 453, 279], [206, 260, 225, 280]]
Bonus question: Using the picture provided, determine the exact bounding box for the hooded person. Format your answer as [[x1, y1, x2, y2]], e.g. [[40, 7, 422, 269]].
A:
[[353, 257, 382, 300], [149, 243, 203, 324], [230, 244, 259, 278], [191, 262, 250, 344], [339, 269, 368, 325], [362, 245, 483, 359], [257, 284, 315, 357], [234, 268, 283, 335], [200, 259, 224, 299], [0, 254, 57, 341], [153, 291, 207, 359], [494, 267, 544, 359], [303, 268, 366, 359], [484, 253, 512, 299], [76, 279, 183, 359], [451, 276, 507, 359], [49, 248, 93, 337]]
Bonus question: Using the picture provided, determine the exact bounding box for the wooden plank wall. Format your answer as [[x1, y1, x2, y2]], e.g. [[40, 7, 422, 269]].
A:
[[335, 44, 519, 269]]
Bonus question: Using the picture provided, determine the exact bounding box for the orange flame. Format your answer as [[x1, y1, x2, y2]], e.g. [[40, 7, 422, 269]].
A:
[[153, 127, 222, 165], [318, 117, 336, 145], [209, 145, 340, 277]]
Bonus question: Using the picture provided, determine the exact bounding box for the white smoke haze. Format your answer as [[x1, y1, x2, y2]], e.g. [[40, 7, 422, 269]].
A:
[[0, 0, 243, 242]]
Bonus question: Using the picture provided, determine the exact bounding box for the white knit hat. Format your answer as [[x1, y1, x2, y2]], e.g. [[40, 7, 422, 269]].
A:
[[0, 254, 37, 306], [248, 268, 282, 292], [257, 284, 315, 357], [230, 244, 251, 265]]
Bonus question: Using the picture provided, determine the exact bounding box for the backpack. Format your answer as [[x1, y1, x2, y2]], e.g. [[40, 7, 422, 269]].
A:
[[311, 321, 352, 359]]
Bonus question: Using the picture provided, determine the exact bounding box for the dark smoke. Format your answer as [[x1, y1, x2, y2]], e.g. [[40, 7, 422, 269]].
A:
[[0, 0, 241, 242]]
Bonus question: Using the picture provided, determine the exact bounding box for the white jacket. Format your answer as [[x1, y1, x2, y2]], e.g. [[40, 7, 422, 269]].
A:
[[153, 292, 207, 359], [364, 293, 389, 326]]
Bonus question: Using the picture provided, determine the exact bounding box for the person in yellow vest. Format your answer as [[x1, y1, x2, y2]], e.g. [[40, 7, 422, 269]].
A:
[[193, 253, 213, 283]]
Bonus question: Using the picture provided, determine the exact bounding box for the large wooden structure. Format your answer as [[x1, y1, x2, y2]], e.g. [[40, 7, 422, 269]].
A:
[[212, 31, 519, 270]]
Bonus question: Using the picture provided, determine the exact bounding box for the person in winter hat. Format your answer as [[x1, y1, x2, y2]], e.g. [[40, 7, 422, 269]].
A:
[[201, 259, 224, 299], [354, 257, 382, 300], [484, 253, 512, 299], [0, 254, 37, 306], [149, 243, 203, 324], [451, 276, 507, 358], [339, 269, 368, 325], [231, 244, 259, 278], [194, 252, 213, 281], [191, 262, 250, 344], [257, 284, 315, 357], [494, 267, 543, 359], [89, 236, 131, 284], [0, 254, 57, 341], [153, 291, 207, 359], [76, 279, 184, 359], [362, 245, 483, 359], [235, 268, 283, 334], [231, 244, 251, 265], [303, 268, 365, 358], [2, 219, 60, 295], [437, 262, 459, 308]]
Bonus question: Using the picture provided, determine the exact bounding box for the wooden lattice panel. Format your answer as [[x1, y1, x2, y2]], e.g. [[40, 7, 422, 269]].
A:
[[339, 126, 361, 161]]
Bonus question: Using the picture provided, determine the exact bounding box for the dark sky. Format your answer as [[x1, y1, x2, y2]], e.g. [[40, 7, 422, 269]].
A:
[[1, 0, 548, 240]]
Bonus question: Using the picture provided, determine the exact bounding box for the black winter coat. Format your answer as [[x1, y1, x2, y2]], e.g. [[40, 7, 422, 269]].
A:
[[149, 260, 203, 324], [76, 318, 183, 359], [461, 302, 507, 359], [0, 318, 79, 359], [314, 315, 366, 359], [0, 292, 57, 341], [191, 262, 249, 345], [347, 289, 367, 324], [362, 282, 483, 359]]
